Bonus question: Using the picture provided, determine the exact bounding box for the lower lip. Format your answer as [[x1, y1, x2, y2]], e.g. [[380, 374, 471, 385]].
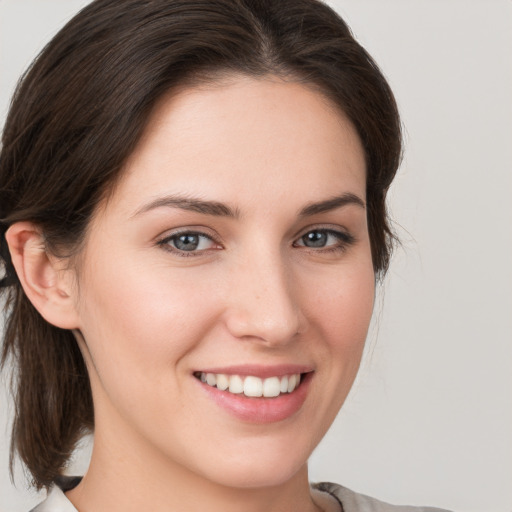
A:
[[196, 373, 312, 424]]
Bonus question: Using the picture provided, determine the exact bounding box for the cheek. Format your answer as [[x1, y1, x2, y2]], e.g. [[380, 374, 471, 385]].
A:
[[305, 261, 375, 345], [301, 259, 375, 402], [76, 259, 221, 391]]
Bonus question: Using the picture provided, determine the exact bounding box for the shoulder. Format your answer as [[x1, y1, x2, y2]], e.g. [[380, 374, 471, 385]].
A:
[[29, 489, 77, 512], [313, 482, 452, 512], [29, 477, 81, 512]]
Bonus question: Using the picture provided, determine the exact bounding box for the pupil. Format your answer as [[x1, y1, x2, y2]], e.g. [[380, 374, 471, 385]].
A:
[[175, 234, 199, 251], [304, 231, 327, 247]]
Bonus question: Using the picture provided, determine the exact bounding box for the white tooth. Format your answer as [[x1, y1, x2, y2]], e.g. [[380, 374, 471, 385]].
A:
[[280, 375, 289, 393], [263, 377, 280, 397], [200, 372, 207, 383], [243, 376, 263, 397], [206, 373, 216, 387], [229, 375, 244, 394], [216, 374, 229, 391], [287, 374, 297, 393]]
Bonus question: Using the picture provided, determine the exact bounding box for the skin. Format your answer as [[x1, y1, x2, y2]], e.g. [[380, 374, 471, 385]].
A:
[[9, 75, 374, 512]]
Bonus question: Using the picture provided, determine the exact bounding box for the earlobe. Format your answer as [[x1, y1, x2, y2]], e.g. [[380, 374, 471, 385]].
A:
[[5, 222, 80, 329]]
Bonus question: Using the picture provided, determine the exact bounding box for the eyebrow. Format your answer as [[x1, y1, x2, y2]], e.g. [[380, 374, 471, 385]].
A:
[[133, 195, 240, 218], [133, 191, 364, 219], [299, 193, 365, 217]]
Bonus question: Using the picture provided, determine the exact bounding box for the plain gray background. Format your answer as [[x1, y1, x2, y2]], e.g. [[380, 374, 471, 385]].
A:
[[1, 1, 511, 511]]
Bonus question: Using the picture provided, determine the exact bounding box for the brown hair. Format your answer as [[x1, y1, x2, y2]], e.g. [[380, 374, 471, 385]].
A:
[[0, 0, 402, 489]]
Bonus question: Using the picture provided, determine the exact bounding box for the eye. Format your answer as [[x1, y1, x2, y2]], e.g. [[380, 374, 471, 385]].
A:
[[294, 228, 354, 251], [158, 231, 219, 254]]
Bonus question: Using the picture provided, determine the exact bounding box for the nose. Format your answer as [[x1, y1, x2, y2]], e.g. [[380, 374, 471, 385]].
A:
[[223, 250, 304, 346]]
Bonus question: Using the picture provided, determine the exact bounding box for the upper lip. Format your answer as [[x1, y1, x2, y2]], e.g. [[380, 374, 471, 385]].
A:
[[194, 364, 314, 379]]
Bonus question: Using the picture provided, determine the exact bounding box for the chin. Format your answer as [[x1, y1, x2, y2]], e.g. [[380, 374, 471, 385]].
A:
[[186, 438, 311, 489], [206, 460, 307, 489], [171, 437, 309, 489]]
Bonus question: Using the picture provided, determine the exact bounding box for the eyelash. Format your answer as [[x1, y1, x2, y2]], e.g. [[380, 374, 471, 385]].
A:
[[157, 230, 220, 257], [157, 227, 355, 257], [293, 228, 356, 254]]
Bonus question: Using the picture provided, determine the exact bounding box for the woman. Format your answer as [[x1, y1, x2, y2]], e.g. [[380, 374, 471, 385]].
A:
[[0, 1, 449, 511]]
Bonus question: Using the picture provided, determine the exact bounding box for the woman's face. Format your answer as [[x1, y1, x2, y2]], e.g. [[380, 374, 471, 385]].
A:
[[71, 75, 374, 488]]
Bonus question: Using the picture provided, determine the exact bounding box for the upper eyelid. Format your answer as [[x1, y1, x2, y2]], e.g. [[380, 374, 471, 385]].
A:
[[155, 225, 354, 247], [293, 224, 352, 239], [294, 228, 355, 243], [157, 227, 219, 242], [157, 230, 222, 257]]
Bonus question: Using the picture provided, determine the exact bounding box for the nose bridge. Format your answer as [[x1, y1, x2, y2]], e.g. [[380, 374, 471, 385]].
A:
[[225, 244, 302, 345]]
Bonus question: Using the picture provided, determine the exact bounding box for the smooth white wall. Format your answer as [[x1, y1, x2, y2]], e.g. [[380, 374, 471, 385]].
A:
[[1, 1, 511, 511]]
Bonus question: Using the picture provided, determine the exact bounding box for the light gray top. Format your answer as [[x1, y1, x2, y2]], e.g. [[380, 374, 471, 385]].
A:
[[314, 483, 451, 512], [31, 479, 451, 512]]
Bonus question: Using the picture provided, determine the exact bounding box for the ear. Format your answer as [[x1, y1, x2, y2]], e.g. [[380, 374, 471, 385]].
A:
[[5, 222, 80, 329]]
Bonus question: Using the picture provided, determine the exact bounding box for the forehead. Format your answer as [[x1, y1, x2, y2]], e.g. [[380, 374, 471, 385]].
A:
[[102, 75, 366, 218]]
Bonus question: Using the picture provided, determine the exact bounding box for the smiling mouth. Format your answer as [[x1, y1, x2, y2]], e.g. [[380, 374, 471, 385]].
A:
[[193, 372, 303, 398]]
